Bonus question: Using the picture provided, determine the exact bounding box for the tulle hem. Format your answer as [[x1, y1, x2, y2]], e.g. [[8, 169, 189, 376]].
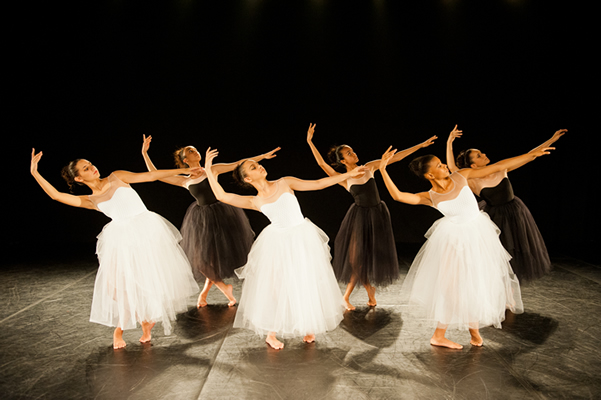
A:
[[234, 218, 345, 338]]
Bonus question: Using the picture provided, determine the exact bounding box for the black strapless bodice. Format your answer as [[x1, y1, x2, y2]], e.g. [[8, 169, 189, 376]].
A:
[[349, 178, 381, 207], [479, 177, 515, 206], [189, 179, 218, 206]]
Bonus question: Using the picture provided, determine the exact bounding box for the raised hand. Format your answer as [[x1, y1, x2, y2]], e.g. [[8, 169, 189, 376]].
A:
[[31, 148, 43, 175], [205, 148, 219, 171], [262, 147, 281, 160], [141, 134, 152, 153], [380, 146, 397, 170], [552, 129, 567, 142], [532, 147, 555, 158], [448, 125, 462, 142], [306, 123, 316, 142], [421, 135, 438, 148], [348, 165, 370, 177]]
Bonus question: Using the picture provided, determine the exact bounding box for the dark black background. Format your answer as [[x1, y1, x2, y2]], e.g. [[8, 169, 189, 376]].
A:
[[8, 1, 595, 263]]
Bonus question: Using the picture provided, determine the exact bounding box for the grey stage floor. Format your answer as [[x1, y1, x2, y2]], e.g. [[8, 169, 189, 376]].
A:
[[1, 252, 600, 399]]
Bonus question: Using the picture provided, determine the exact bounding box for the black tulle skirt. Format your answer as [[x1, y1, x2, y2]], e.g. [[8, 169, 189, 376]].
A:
[[480, 196, 551, 281], [332, 201, 399, 286], [180, 201, 254, 282]]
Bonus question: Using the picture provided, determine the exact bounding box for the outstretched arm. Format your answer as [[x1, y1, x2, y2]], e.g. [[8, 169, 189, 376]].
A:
[[502, 128, 567, 172], [365, 135, 438, 170], [306, 123, 341, 178], [446, 125, 462, 173], [30, 149, 96, 209], [113, 166, 200, 185], [204, 148, 257, 210], [284, 165, 370, 192], [141, 135, 190, 186], [461, 146, 556, 179], [210, 146, 281, 175], [378, 147, 432, 206]]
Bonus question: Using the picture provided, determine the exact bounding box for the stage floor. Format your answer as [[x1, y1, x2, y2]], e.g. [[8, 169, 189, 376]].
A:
[[1, 253, 599, 399]]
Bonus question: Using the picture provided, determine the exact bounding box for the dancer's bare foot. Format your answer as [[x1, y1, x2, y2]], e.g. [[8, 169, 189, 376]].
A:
[[139, 321, 156, 344], [366, 285, 377, 307], [223, 284, 236, 307], [430, 336, 463, 349], [266, 333, 284, 350], [197, 293, 208, 308], [469, 328, 484, 347], [303, 334, 315, 343], [344, 298, 356, 311], [113, 328, 126, 349], [431, 327, 463, 349]]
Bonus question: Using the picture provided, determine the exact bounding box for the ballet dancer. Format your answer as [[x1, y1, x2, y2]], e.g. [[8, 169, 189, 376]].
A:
[[142, 135, 280, 307], [30, 149, 200, 349], [203, 147, 369, 349], [447, 126, 566, 281], [378, 134, 555, 349], [307, 123, 437, 310]]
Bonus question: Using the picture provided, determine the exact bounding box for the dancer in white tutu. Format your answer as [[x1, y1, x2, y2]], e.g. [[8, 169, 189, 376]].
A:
[[378, 137, 555, 349], [307, 123, 437, 310], [202, 147, 368, 350], [142, 135, 280, 308], [447, 126, 566, 282], [30, 149, 200, 349]]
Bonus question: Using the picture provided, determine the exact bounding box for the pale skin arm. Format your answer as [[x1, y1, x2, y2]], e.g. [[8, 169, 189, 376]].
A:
[[446, 125, 462, 173], [459, 147, 556, 179], [378, 147, 432, 206], [30, 149, 96, 209], [203, 148, 258, 211]]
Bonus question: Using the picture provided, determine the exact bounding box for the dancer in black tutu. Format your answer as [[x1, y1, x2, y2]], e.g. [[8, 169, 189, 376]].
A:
[[446, 126, 566, 281], [142, 135, 280, 307], [306, 123, 437, 310]]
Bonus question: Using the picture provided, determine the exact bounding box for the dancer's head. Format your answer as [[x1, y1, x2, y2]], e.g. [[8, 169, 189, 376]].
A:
[[61, 159, 98, 191], [456, 149, 489, 169], [233, 159, 266, 189], [174, 146, 201, 168], [409, 155, 449, 181], [327, 144, 358, 170]]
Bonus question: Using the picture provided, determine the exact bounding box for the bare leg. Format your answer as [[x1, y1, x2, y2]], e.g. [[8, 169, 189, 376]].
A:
[[362, 280, 377, 307], [266, 332, 284, 350], [212, 281, 237, 307], [343, 275, 358, 310], [303, 333, 315, 343], [469, 323, 483, 346], [113, 327, 126, 349], [197, 278, 213, 308], [139, 320, 156, 344], [430, 324, 463, 349]]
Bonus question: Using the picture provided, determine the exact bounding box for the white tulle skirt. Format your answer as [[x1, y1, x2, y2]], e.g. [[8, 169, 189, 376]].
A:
[[234, 219, 345, 338], [402, 211, 523, 330], [90, 211, 199, 335]]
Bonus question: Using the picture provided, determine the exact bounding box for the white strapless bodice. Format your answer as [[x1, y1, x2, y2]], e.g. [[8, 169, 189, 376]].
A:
[[260, 192, 305, 229]]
